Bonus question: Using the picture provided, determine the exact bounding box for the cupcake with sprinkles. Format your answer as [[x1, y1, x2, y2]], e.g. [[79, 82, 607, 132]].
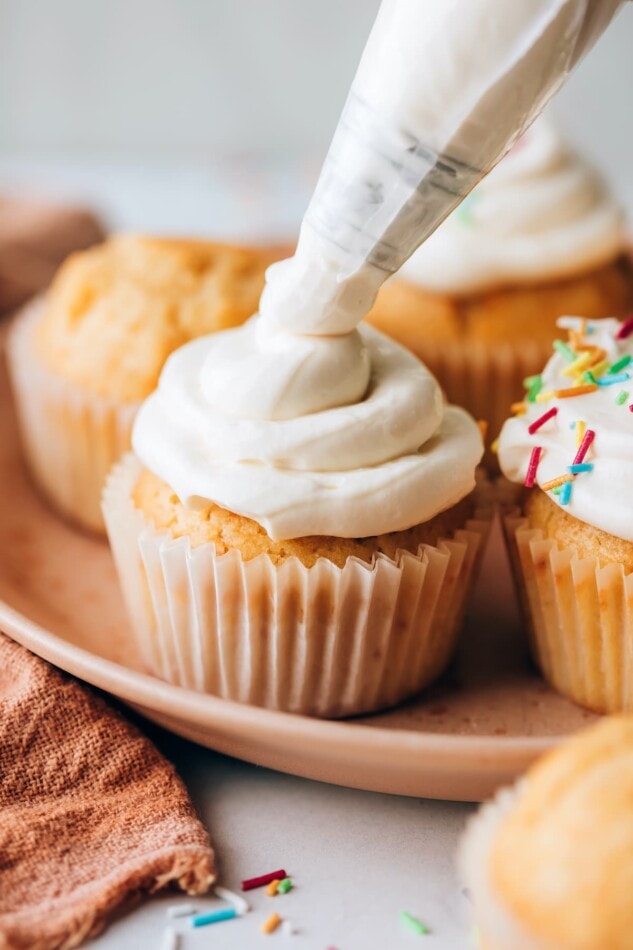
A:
[[498, 313, 633, 713]]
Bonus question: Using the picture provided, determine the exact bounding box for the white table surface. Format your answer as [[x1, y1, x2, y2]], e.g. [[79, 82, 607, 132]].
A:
[[1, 159, 478, 950], [91, 725, 477, 950]]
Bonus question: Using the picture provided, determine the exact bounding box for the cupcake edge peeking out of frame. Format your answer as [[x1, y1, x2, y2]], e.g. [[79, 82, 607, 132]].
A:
[[366, 120, 633, 445], [6, 234, 286, 533], [497, 313, 633, 714], [102, 314, 490, 718], [460, 715, 633, 950]]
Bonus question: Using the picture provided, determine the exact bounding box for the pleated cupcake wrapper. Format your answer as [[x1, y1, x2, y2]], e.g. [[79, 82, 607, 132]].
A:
[[413, 340, 552, 466], [459, 783, 546, 950], [103, 454, 490, 718], [6, 300, 139, 533], [504, 513, 633, 714]]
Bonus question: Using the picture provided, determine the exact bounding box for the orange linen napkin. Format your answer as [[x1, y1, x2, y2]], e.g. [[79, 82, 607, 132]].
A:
[[0, 196, 105, 314], [0, 633, 215, 950]]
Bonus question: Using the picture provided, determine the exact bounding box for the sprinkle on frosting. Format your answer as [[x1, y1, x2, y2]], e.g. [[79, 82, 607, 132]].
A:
[[524, 447, 542, 488], [616, 316, 633, 340], [559, 480, 573, 505], [499, 316, 633, 539], [610, 354, 632, 374], [527, 407, 557, 435], [573, 429, 596, 466], [554, 384, 598, 398]]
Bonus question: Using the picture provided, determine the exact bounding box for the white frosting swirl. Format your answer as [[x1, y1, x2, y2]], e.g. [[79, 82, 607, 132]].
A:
[[399, 122, 626, 294], [498, 317, 633, 541], [133, 322, 483, 541]]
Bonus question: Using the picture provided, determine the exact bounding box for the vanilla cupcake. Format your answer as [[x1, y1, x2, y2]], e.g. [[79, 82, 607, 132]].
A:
[[366, 121, 633, 441], [461, 715, 633, 950], [498, 314, 633, 713], [103, 316, 488, 718], [7, 235, 284, 532]]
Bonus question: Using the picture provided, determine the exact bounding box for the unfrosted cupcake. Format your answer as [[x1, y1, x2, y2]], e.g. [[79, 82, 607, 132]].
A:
[[498, 314, 633, 713], [7, 234, 284, 532], [366, 121, 633, 441], [460, 715, 633, 950], [103, 316, 488, 718]]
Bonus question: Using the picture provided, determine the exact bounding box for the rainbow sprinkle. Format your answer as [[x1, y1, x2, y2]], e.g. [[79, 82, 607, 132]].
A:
[[610, 354, 632, 374], [554, 384, 598, 399], [524, 374, 543, 402], [242, 869, 287, 892], [561, 351, 594, 377], [528, 407, 558, 434], [524, 447, 542, 488], [616, 315, 633, 339], [568, 463, 594, 474], [261, 912, 282, 935], [616, 390, 629, 406], [553, 339, 576, 362], [597, 372, 631, 387], [192, 907, 238, 928], [399, 911, 430, 936], [573, 429, 596, 465], [560, 480, 573, 505], [541, 474, 574, 492]]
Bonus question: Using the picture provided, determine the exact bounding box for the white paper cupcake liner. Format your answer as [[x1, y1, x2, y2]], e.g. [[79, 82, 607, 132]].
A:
[[416, 339, 552, 465], [459, 783, 547, 950], [103, 454, 490, 718], [504, 513, 633, 714], [6, 300, 139, 533]]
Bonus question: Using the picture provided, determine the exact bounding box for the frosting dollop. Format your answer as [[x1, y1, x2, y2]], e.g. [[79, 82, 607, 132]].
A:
[[498, 316, 633, 541], [132, 322, 483, 541], [399, 121, 626, 294]]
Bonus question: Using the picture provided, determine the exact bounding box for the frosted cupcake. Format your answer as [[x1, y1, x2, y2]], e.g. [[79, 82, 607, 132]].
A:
[[103, 315, 488, 718], [7, 234, 283, 533], [366, 121, 633, 441], [498, 314, 633, 713], [460, 716, 633, 950]]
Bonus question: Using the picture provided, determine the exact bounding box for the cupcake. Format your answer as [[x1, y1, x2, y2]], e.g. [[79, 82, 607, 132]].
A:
[[7, 234, 284, 533], [460, 715, 633, 950], [498, 314, 633, 714], [103, 315, 489, 718], [366, 121, 633, 442]]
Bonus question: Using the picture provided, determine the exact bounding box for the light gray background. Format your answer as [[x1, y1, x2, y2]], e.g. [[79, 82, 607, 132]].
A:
[[1, 0, 633, 228]]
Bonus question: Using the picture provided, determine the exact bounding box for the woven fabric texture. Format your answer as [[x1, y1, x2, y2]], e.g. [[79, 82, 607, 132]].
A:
[[0, 634, 215, 950]]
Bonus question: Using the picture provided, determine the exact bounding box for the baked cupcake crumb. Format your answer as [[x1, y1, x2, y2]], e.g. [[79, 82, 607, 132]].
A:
[[36, 235, 284, 402], [133, 467, 474, 568]]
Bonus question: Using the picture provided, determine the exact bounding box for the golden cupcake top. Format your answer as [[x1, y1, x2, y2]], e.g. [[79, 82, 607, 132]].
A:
[[132, 466, 475, 568], [36, 234, 283, 402], [489, 716, 633, 949]]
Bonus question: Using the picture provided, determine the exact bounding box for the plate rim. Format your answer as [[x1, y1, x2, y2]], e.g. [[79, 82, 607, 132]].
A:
[[0, 593, 562, 768]]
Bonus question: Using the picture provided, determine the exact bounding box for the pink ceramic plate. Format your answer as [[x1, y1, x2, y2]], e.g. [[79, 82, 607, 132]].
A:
[[0, 347, 596, 801]]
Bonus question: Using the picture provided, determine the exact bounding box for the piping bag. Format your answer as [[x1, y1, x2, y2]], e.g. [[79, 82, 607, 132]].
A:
[[260, 0, 625, 336]]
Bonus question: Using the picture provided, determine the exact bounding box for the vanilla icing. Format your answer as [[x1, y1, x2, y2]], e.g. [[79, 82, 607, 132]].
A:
[[498, 317, 633, 541], [133, 323, 482, 540], [399, 121, 626, 294]]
